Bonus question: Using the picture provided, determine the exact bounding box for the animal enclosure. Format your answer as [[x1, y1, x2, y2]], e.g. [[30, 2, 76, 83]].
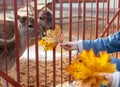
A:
[[0, 0, 120, 87]]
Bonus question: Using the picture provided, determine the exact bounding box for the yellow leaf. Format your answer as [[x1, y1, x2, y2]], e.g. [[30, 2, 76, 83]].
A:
[[39, 25, 63, 51], [65, 49, 116, 86]]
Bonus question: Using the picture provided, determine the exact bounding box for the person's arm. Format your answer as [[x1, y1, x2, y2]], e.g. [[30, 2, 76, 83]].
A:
[[78, 31, 120, 54], [111, 71, 120, 87]]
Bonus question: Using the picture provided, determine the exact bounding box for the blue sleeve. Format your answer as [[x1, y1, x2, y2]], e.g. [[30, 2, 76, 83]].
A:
[[83, 31, 120, 54]]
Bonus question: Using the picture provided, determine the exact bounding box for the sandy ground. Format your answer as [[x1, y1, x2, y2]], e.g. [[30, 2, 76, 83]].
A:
[[0, 56, 70, 87]]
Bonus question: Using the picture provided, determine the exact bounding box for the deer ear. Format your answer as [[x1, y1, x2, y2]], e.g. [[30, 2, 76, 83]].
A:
[[46, 3, 52, 10], [18, 15, 27, 23]]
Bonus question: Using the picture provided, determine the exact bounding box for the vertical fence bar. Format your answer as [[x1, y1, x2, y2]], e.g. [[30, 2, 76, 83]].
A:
[[34, 0, 39, 87], [90, 0, 93, 39], [13, 0, 20, 83], [102, 0, 105, 31], [45, 51, 47, 86], [95, 0, 99, 38], [106, 0, 110, 36], [69, 1, 72, 42], [44, 1, 47, 86], [68, 0, 72, 83], [118, 0, 120, 31], [77, 0, 81, 40], [82, 0, 86, 40], [26, 0, 30, 86], [59, 0, 63, 86], [52, 0, 56, 87], [112, 0, 116, 32]]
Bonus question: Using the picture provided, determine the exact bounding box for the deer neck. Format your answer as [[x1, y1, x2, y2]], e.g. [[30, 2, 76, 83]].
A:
[[18, 27, 28, 56]]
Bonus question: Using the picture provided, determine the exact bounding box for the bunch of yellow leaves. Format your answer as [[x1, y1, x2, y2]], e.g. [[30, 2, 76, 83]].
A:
[[66, 49, 116, 87], [39, 25, 63, 51]]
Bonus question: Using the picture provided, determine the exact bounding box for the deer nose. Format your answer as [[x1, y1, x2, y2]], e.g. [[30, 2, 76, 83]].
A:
[[28, 24, 33, 28]]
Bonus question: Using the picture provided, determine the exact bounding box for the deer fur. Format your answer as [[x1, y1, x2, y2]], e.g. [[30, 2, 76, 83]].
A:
[[0, 8, 52, 86]]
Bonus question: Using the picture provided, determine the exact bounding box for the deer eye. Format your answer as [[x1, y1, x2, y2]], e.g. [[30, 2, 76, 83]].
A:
[[39, 17, 45, 20]]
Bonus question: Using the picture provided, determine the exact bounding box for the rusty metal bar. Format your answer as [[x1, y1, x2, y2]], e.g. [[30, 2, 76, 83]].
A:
[[95, 0, 99, 38], [82, 0, 86, 40], [13, 0, 20, 83], [52, 0, 56, 87], [112, 0, 116, 32], [69, 1, 72, 42], [100, 8, 120, 37], [59, 0, 63, 86], [106, 0, 110, 36], [45, 51, 47, 86], [0, 71, 22, 87], [26, 0, 30, 86], [68, 0, 73, 84], [102, 0, 105, 31], [56, 0, 107, 3], [44, 1, 48, 87], [77, 0, 81, 40], [90, 0, 93, 39], [117, 0, 120, 31], [33, 0, 39, 86]]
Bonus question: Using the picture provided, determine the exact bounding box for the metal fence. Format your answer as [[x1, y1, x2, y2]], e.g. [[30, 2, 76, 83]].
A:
[[0, 0, 120, 87]]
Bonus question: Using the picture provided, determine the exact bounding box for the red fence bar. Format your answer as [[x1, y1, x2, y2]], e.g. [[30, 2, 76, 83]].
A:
[[106, 0, 110, 36], [68, 0, 73, 84], [82, 0, 86, 40], [77, 1, 81, 40], [100, 8, 120, 37], [90, 0, 93, 39], [0, 71, 22, 87], [118, 0, 120, 31], [95, 0, 99, 38], [25, 0, 30, 86], [59, 0, 63, 86], [102, 1, 105, 31], [56, 0, 107, 3], [45, 51, 47, 86], [13, 0, 20, 84], [52, 0, 56, 87], [33, 0, 39, 87]]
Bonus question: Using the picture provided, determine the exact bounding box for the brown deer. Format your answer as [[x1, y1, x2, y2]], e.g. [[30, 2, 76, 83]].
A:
[[0, 8, 52, 86]]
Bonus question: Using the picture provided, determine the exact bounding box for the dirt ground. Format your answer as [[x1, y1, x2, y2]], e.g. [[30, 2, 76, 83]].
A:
[[0, 56, 70, 87]]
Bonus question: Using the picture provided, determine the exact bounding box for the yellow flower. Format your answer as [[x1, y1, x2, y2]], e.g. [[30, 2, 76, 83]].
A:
[[66, 49, 116, 87], [39, 25, 63, 51]]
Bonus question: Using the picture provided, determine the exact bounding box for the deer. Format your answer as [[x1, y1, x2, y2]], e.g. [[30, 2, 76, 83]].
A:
[[0, 5, 53, 87]]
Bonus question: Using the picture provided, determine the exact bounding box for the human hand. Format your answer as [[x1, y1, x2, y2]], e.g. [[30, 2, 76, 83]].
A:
[[98, 73, 113, 86], [60, 42, 78, 51]]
